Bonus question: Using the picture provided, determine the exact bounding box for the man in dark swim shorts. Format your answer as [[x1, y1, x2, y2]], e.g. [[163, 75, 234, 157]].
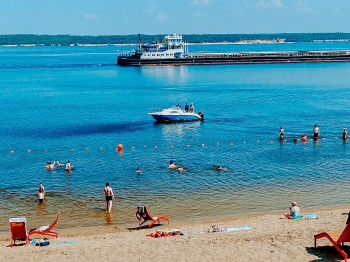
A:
[[104, 182, 114, 212]]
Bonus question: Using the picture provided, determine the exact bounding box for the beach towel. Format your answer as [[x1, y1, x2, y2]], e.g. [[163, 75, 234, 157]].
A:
[[183, 225, 253, 236], [293, 213, 318, 220]]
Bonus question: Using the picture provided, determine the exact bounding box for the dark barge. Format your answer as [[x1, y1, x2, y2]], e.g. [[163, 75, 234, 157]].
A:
[[117, 34, 350, 66]]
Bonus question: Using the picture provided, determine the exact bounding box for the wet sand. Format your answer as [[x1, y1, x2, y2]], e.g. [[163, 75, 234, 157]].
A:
[[2, 206, 350, 261]]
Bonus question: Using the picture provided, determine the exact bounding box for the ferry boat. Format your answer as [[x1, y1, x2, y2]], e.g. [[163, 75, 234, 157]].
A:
[[117, 34, 350, 66], [148, 106, 204, 123]]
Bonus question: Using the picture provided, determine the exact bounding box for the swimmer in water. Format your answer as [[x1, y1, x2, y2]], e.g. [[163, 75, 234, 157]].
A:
[[213, 165, 227, 171], [38, 183, 45, 203], [136, 167, 142, 174], [279, 127, 285, 140], [343, 128, 347, 140], [45, 161, 55, 170], [313, 124, 320, 139], [177, 165, 186, 172], [65, 160, 72, 171], [301, 134, 307, 142], [168, 161, 177, 170], [56, 161, 62, 167]]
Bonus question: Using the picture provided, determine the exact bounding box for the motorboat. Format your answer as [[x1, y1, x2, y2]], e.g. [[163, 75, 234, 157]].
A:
[[148, 106, 204, 122]]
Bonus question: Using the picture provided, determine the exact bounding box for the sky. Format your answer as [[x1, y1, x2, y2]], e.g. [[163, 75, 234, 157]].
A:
[[1, 0, 349, 35]]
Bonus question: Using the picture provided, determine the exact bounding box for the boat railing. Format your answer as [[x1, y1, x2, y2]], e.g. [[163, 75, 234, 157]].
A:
[[117, 50, 136, 57]]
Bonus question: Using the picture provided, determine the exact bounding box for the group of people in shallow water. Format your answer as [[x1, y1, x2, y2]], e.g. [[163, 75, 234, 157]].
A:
[[176, 102, 195, 113], [45, 160, 72, 171], [279, 124, 347, 142], [134, 161, 228, 174], [167, 161, 227, 172]]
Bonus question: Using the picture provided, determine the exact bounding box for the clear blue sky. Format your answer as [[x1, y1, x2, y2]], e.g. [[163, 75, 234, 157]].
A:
[[1, 0, 349, 35]]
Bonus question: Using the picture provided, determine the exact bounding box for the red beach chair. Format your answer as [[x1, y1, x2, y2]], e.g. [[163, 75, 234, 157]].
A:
[[28, 213, 60, 239], [136, 206, 169, 229], [9, 217, 29, 247], [314, 213, 350, 262]]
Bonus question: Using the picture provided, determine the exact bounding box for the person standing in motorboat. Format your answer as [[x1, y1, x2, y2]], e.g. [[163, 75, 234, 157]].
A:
[[184, 103, 189, 112], [189, 103, 194, 113]]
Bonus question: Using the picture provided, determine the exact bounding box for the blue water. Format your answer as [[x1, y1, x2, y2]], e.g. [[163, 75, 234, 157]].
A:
[[1, 42, 350, 231]]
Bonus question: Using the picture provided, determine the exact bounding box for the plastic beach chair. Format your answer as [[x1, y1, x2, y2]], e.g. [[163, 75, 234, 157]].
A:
[[136, 206, 169, 229], [28, 213, 60, 239], [9, 217, 29, 247], [314, 213, 350, 262]]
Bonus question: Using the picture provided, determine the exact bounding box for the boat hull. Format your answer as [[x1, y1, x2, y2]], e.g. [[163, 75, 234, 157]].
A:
[[117, 52, 350, 66], [150, 114, 203, 122]]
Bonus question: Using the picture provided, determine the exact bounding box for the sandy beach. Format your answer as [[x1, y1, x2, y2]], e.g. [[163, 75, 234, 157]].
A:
[[2, 206, 350, 261]]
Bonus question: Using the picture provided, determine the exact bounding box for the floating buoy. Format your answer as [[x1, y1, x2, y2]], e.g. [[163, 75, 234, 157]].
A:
[[131, 146, 135, 149], [154, 145, 158, 148], [201, 144, 205, 147], [117, 144, 123, 152], [70, 148, 75, 151], [27, 149, 31, 153], [143, 146, 147, 149], [10, 150, 14, 154], [100, 147, 105, 150], [85, 147, 89, 151]]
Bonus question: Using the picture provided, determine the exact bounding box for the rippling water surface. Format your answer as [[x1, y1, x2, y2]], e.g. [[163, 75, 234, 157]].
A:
[[1, 42, 350, 231]]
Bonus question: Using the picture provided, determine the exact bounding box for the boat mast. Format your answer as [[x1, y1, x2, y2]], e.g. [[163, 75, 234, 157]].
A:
[[138, 33, 142, 51]]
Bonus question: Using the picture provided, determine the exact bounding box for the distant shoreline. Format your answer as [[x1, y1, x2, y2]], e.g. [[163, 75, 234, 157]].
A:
[[1, 39, 349, 47]]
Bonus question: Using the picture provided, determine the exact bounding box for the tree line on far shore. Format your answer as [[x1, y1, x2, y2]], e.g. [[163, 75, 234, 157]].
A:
[[0, 33, 349, 46]]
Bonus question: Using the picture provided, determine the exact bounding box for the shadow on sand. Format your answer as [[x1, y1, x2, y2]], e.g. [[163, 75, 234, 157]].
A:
[[306, 245, 350, 262], [127, 224, 163, 231]]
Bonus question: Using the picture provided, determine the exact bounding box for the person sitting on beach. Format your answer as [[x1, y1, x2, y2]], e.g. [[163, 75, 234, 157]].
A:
[[343, 128, 347, 140], [189, 103, 194, 113], [136, 167, 142, 174], [313, 124, 320, 139], [38, 183, 45, 203], [168, 161, 177, 170], [284, 201, 301, 219], [65, 160, 72, 171]]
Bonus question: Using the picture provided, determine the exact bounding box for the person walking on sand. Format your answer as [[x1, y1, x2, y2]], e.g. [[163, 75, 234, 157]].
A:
[[38, 183, 45, 203], [104, 182, 114, 212]]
